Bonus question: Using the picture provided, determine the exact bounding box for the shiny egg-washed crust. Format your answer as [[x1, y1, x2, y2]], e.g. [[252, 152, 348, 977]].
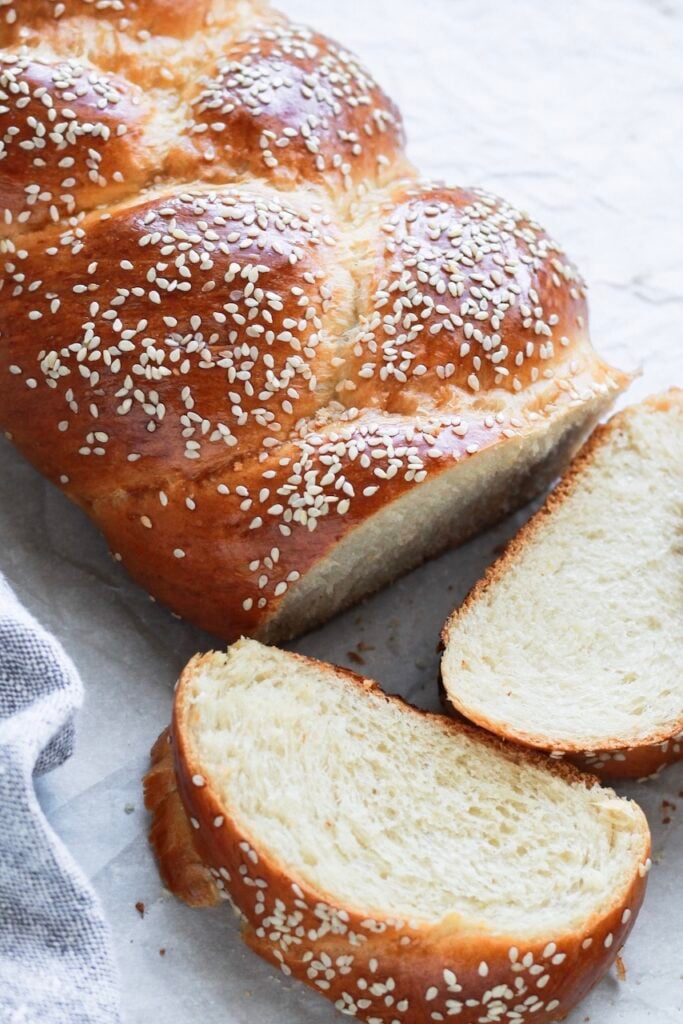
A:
[[1, 0, 628, 642], [442, 391, 683, 781], [144, 649, 651, 1024]]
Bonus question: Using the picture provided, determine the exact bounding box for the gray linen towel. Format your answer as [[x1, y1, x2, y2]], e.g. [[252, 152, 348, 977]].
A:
[[0, 574, 121, 1024]]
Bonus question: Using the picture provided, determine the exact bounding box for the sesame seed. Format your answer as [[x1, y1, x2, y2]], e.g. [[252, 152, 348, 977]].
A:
[[1, 44, 588, 650]]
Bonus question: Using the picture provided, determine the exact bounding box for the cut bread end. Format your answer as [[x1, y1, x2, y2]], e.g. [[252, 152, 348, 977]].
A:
[[442, 389, 683, 779], [260, 384, 623, 643], [144, 638, 651, 1024]]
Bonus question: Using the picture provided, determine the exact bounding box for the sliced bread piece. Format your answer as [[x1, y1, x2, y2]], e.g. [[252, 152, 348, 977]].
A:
[[144, 638, 651, 1024], [442, 390, 683, 779]]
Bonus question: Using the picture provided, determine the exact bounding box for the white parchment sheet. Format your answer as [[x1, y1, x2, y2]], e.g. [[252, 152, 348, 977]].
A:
[[1, 0, 681, 1021]]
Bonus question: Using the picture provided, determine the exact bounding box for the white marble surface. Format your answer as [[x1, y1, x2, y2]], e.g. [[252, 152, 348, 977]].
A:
[[2, 0, 682, 1021]]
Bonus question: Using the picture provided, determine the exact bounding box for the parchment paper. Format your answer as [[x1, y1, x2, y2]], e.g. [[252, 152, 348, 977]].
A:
[[1, 0, 681, 1020]]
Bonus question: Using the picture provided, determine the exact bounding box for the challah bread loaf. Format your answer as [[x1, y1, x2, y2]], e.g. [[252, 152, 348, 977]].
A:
[[144, 638, 651, 1024], [442, 391, 683, 780], [1, 1, 628, 642]]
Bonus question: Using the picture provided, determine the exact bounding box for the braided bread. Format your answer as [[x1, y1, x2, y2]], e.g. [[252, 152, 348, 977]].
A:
[[0, 1, 628, 641]]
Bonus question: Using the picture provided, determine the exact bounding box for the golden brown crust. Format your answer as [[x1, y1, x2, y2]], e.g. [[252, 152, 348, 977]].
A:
[[0, 52, 161, 238], [569, 735, 683, 781], [179, 22, 408, 196], [1, 0, 629, 643], [348, 183, 592, 404], [0, 2, 273, 91], [442, 390, 683, 780], [1, 0, 239, 40], [1, 185, 352, 498], [144, 726, 221, 907], [144, 647, 651, 1024]]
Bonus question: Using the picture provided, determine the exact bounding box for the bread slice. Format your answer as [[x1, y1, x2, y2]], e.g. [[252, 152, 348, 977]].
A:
[[442, 390, 683, 780], [258, 388, 621, 644], [144, 638, 651, 1024]]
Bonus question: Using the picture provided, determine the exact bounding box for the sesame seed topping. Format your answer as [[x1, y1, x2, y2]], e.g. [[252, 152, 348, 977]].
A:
[[0, 8, 593, 656], [188, 23, 403, 193]]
